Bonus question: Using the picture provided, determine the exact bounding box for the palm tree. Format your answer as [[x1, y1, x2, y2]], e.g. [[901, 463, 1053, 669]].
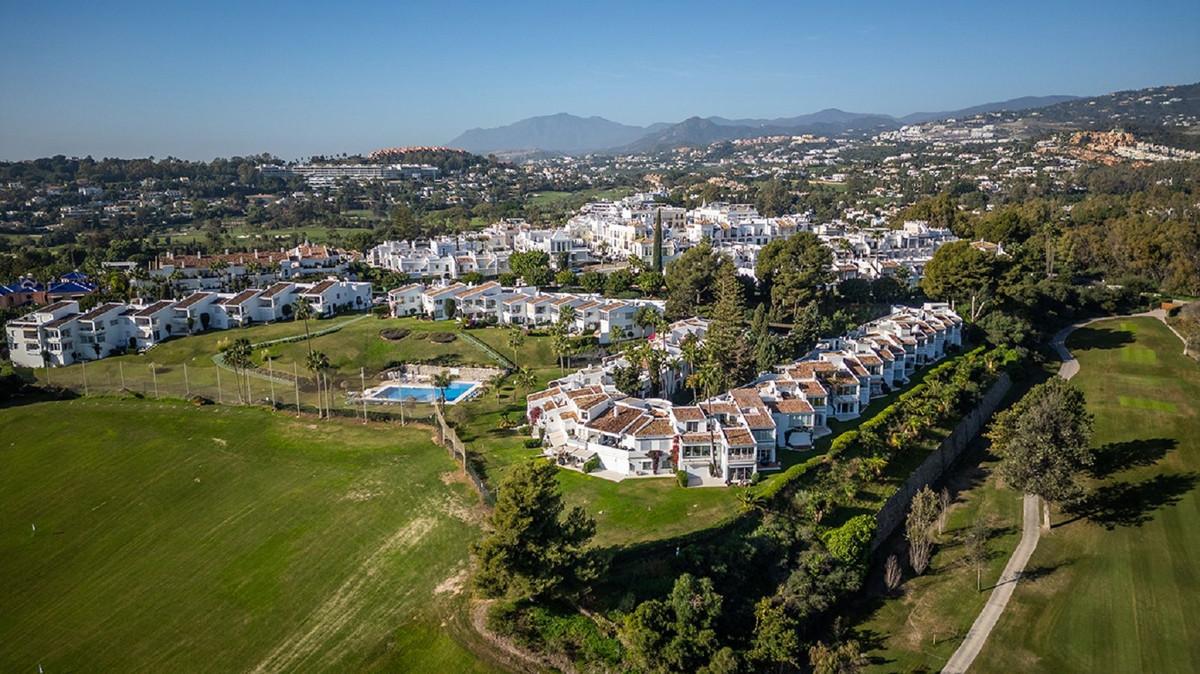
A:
[[293, 301, 314, 354], [431, 371, 457, 444], [515, 366, 536, 392], [305, 350, 330, 417], [680, 333, 703, 403], [506, 326, 525, 359], [431, 371, 457, 408], [222, 337, 254, 403]]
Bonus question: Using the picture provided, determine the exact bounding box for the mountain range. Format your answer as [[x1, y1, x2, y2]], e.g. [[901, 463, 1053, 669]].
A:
[[447, 95, 1080, 154]]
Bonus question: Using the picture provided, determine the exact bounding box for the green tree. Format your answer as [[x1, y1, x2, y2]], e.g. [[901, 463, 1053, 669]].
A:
[[749, 597, 802, 671], [605, 267, 636, 295], [554, 269, 576, 287], [756, 232, 833, 322], [905, 486, 940, 574], [508, 250, 551, 284], [292, 300, 314, 354], [579, 270, 605, 294], [750, 303, 780, 372], [622, 574, 723, 673], [473, 460, 598, 600], [704, 261, 754, 389], [921, 240, 1006, 321], [808, 639, 869, 674], [221, 337, 254, 404], [989, 377, 1094, 529], [664, 239, 725, 319], [304, 350, 330, 418], [652, 208, 664, 272]]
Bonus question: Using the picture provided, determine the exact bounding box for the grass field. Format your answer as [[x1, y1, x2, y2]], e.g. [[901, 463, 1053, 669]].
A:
[[0, 398, 498, 672], [161, 221, 375, 247], [852, 445, 1024, 672], [252, 317, 501, 379], [972, 317, 1200, 673]]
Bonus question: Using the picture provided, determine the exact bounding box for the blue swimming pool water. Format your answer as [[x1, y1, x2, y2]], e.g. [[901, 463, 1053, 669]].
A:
[[373, 381, 477, 403]]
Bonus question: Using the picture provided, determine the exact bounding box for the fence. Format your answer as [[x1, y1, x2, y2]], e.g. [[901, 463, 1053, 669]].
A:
[[870, 372, 1012, 551], [434, 405, 495, 506], [28, 356, 440, 425]]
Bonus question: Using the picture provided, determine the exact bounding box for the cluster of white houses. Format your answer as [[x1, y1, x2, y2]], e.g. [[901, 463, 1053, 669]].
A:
[[142, 244, 358, 292], [366, 194, 955, 285], [388, 280, 664, 345], [5, 279, 371, 368], [524, 303, 963, 485]]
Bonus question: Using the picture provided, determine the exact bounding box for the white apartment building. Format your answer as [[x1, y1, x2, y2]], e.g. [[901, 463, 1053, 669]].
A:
[[5, 279, 372, 368], [385, 281, 665, 345], [526, 304, 963, 484]]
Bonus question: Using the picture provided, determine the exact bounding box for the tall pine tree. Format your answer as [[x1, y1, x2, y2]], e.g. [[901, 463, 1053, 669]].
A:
[[652, 208, 664, 273], [704, 261, 754, 390]]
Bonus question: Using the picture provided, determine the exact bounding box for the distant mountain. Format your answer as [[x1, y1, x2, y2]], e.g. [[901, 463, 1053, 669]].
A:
[[707, 108, 895, 129], [898, 95, 1080, 124], [447, 113, 648, 154], [445, 92, 1111, 154]]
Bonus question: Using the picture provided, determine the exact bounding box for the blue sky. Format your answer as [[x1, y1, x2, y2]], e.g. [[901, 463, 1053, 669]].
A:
[[1, 0, 1197, 160]]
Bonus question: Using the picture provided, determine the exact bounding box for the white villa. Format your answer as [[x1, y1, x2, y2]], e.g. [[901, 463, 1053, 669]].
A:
[[5, 279, 371, 368], [525, 303, 962, 485], [145, 244, 358, 292]]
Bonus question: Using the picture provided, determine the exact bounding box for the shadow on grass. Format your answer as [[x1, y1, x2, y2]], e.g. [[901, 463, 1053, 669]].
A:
[[1070, 326, 1136, 351], [1061, 472, 1198, 529], [1089, 438, 1177, 478]]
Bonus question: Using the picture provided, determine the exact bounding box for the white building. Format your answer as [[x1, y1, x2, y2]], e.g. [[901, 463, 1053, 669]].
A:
[[5, 279, 372, 368], [526, 304, 963, 484]]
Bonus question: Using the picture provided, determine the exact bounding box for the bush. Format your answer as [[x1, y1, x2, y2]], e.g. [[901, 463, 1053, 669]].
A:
[[523, 438, 543, 449], [676, 470, 689, 488], [379, 327, 410, 341], [750, 471, 763, 485], [823, 515, 877, 565], [429, 332, 457, 344], [583, 456, 601, 473]]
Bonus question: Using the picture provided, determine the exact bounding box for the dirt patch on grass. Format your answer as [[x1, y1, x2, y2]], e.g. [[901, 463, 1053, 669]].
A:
[[434, 565, 469, 596]]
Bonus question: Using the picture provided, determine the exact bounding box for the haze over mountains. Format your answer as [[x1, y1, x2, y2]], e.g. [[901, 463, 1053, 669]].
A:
[[447, 95, 1079, 154]]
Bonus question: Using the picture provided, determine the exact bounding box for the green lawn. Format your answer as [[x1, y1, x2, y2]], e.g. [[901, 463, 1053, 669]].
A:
[[974, 318, 1200, 673], [30, 315, 365, 407], [853, 447, 1024, 672], [253, 317, 499, 380], [0, 398, 498, 672]]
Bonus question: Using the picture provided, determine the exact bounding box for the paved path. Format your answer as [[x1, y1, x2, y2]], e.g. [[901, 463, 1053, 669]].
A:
[[942, 309, 1166, 673]]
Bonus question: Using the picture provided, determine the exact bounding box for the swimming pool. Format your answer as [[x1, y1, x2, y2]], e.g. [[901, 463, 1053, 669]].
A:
[[368, 380, 479, 404]]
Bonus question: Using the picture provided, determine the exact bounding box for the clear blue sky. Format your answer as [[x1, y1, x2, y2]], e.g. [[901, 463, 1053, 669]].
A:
[[2, 0, 1197, 160]]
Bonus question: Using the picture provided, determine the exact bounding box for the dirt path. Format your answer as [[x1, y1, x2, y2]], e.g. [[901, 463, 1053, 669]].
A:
[[942, 309, 1168, 673]]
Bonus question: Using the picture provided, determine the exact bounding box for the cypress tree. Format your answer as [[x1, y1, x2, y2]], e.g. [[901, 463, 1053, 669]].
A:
[[652, 208, 664, 273]]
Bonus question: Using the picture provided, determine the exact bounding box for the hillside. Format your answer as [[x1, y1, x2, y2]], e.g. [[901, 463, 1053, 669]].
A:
[[447, 113, 648, 154]]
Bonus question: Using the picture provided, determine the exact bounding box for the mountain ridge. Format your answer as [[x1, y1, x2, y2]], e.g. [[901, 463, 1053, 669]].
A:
[[447, 94, 1086, 154]]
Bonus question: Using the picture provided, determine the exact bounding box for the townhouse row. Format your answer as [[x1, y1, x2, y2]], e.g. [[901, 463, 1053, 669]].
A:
[[524, 304, 963, 485], [387, 280, 665, 345], [5, 279, 371, 368]]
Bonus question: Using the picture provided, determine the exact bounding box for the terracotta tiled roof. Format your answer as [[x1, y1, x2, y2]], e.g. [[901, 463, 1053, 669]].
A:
[[671, 406, 706, 421], [770, 398, 814, 414], [585, 406, 644, 434]]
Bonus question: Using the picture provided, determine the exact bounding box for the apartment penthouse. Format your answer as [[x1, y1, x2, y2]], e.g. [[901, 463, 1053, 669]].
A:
[[525, 304, 962, 485], [5, 279, 371, 368], [386, 281, 663, 345]]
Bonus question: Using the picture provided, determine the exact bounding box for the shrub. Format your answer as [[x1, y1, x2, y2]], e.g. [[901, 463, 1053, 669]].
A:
[[823, 514, 877, 565], [429, 332, 457, 343], [676, 470, 689, 488], [379, 327, 410, 341], [523, 438, 543, 449], [749, 471, 763, 485], [583, 456, 601, 473]]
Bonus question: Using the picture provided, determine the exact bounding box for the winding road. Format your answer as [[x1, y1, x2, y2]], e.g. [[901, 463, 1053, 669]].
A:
[[941, 309, 1168, 673]]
